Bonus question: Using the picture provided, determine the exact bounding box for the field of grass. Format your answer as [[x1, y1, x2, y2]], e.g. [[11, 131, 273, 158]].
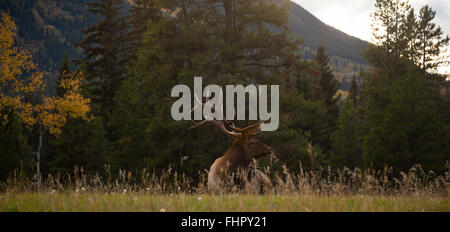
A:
[[1, 164, 448, 212], [0, 193, 448, 212]]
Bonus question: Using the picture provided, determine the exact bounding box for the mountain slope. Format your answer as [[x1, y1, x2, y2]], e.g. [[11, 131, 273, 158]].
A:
[[0, 0, 369, 72], [288, 2, 368, 64], [0, 0, 97, 72]]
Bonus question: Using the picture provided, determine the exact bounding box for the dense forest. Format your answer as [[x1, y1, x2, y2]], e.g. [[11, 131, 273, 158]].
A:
[[0, 0, 449, 185], [0, 0, 367, 88]]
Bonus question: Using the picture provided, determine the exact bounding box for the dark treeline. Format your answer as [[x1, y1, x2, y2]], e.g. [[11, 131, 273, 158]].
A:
[[0, 0, 449, 182]]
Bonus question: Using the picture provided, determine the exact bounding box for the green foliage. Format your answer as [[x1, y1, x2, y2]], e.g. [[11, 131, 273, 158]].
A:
[[0, 0, 369, 76], [111, 0, 330, 176], [1, 0, 449, 184], [42, 53, 110, 176], [272, 86, 328, 170], [311, 45, 340, 153], [361, 0, 450, 173], [361, 48, 449, 172], [416, 5, 450, 71], [372, 0, 449, 72], [331, 100, 364, 169], [112, 16, 227, 173], [372, 0, 412, 57], [348, 76, 359, 107], [124, 0, 161, 61], [45, 117, 111, 175], [0, 109, 29, 180], [75, 0, 128, 115], [314, 45, 340, 106]]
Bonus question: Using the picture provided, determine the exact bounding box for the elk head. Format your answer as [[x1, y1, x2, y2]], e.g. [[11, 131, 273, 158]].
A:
[[190, 93, 273, 192], [225, 121, 273, 163]]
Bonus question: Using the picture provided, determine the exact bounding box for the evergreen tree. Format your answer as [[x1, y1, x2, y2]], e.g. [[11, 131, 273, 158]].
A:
[[312, 44, 340, 153], [349, 75, 359, 107], [403, 8, 418, 63], [360, 55, 449, 172], [372, 1, 449, 73], [416, 5, 450, 72], [331, 100, 363, 169], [125, 0, 161, 61], [76, 0, 127, 115], [314, 45, 339, 105], [112, 0, 327, 174], [47, 53, 111, 176], [372, 0, 412, 58], [360, 1, 450, 173], [0, 109, 28, 181], [48, 117, 111, 175]]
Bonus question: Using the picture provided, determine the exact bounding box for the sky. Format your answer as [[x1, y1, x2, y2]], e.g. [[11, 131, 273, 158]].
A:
[[293, 0, 450, 74]]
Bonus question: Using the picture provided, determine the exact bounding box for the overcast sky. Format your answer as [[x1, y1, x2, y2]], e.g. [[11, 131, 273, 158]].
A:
[[293, 0, 450, 42], [292, 0, 450, 73]]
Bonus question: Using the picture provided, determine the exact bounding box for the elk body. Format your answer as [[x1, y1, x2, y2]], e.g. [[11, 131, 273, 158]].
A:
[[206, 125, 273, 192], [190, 94, 273, 193]]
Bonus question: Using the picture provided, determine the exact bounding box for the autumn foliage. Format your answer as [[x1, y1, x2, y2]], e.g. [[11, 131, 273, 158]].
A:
[[0, 12, 91, 136]]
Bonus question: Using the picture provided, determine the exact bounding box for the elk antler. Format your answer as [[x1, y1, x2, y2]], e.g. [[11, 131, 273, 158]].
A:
[[228, 119, 263, 136], [190, 91, 241, 137], [190, 90, 264, 137]]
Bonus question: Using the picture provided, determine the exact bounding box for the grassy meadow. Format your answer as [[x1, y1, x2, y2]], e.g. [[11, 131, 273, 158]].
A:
[[0, 193, 448, 212], [0, 164, 449, 212]]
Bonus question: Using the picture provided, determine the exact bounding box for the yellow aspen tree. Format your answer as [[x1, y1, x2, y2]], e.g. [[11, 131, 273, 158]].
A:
[[0, 13, 91, 189]]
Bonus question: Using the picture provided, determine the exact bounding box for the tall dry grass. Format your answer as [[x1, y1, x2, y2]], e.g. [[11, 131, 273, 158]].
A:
[[1, 162, 449, 197]]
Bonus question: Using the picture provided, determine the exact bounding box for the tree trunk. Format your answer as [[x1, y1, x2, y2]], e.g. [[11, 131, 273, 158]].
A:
[[36, 126, 43, 191]]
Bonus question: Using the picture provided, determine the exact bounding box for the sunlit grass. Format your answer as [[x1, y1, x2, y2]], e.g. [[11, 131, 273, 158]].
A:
[[0, 193, 448, 212]]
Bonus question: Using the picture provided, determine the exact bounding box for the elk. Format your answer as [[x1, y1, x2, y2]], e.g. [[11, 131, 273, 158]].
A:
[[190, 93, 273, 193]]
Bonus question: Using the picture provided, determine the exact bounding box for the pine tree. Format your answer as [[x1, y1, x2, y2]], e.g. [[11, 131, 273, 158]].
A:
[[205, 0, 294, 80], [361, 58, 449, 172], [372, 0, 412, 57], [371, 1, 449, 73], [349, 75, 359, 107], [313, 44, 340, 153], [48, 116, 111, 175], [362, 0, 450, 173], [47, 52, 111, 176], [331, 100, 363, 169], [125, 0, 161, 61], [76, 0, 127, 115], [314, 44, 340, 107], [112, 0, 327, 173], [416, 5, 450, 72], [0, 109, 27, 181], [403, 8, 418, 63]]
